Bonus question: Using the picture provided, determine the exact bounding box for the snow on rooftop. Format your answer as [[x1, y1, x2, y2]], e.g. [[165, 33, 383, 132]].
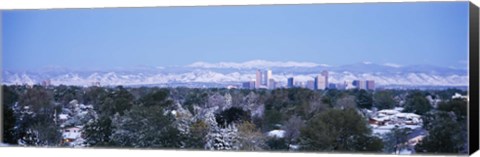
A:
[[267, 130, 286, 138], [394, 107, 404, 112], [59, 114, 69, 120], [378, 109, 400, 115], [396, 112, 420, 118]]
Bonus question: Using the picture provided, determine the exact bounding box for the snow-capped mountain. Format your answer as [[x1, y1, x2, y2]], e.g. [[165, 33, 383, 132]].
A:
[[187, 60, 328, 69], [1, 61, 468, 87]]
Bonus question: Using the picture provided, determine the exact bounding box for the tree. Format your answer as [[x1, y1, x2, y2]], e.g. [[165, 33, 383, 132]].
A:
[[83, 116, 113, 147], [2, 85, 19, 144], [185, 120, 209, 149], [266, 137, 289, 150], [140, 89, 171, 107], [19, 86, 53, 115], [334, 95, 357, 109], [356, 90, 373, 109], [215, 107, 251, 128], [282, 115, 305, 147], [110, 104, 183, 148], [15, 86, 60, 146], [382, 127, 412, 154], [415, 111, 465, 154], [299, 108, 383, 152], [373, 90, 396, 110], [403, 91, 431, 115], [83, 86, 108, 106], [437, 98, 467, 122], [237, 121, 266, 151], [205, 124, 240, 150], [98, 86, 134, 116]]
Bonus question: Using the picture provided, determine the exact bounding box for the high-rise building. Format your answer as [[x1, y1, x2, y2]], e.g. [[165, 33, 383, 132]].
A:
[[294, 81, 304, 88], [268, 78, 276, 89], [321, 70, 329, 89], [328, 83, 337, 89], [242, 80, 256, 89], [264, 69, 272, 86], [256, 70, 262, 89], [315, 75, 326, 90], [287, 77, 294, 88], [306, 80, 315, 90], [366, 80, 375, 90], [336, 82, 347, 90], [242, 82, 250, 89], [352, 80, 360, 87], [358, 80, 367, 90]]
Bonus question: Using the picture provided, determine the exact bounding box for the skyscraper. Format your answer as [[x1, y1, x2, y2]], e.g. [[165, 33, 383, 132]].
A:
[[352, 80, 360, 87], [306, 80, 315, 90], [321, 70, 329, 89], [287, 77, 294, 88], [366, 80, 375, 90], [268, 78, 276, 89], [358, 80, 367, 90], [315, 75, 326, 90], [256, 70, 262, 89], [264, 69, 272, 86]]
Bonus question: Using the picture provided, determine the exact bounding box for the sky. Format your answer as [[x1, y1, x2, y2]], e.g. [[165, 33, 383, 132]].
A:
[[2, 2, 470, 71]]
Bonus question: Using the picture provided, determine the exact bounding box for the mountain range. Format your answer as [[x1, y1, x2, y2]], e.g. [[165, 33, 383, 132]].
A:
[[2, 60, 468, 87]]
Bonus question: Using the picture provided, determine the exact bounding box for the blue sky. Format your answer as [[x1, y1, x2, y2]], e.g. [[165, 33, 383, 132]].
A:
[[2, 2, 469, 71]]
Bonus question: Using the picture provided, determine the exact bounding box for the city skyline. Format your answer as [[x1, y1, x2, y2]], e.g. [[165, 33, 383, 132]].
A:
[[2, 2, 469, 71]]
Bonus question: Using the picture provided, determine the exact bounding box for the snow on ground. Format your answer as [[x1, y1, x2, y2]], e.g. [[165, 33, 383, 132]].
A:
[[398, 148, 413, 155], [0, 143, 10, 146], [267, 130, 286, 138]]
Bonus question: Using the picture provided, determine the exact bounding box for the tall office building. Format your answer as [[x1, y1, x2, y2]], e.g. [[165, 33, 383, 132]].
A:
[[366, 80, 375, 90], [315, 75, 327, 90], [268, 78, 276, 89], [243, 80, 256, 89], [321, 70, 329, 89], [264, 69, 272, 86], [306, 80, 315, 90], [358, 80, 367, 90], [256, 70, 262, 89], [352, 80, 360, 87], [242, 82, 251, 89], [287, 77, 294, 88]]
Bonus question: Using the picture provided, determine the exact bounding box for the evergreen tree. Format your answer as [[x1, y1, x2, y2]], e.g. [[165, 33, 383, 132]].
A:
[[415, 111, 465, 154], [373, 90, 396, 110], [2, 85, 19, 144], [299, 108, 383, 152], [356, 90, 373, 109], [185, 120, 209, 149], [403, 91, 431, 115]]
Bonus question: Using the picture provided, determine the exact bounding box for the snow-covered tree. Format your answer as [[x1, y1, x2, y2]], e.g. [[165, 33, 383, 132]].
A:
[[205, 124, 239, 150], [110, 103, 184, 148]]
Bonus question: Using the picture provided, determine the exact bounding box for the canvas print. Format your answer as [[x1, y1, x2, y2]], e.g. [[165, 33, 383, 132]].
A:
[[1, 1, 472, 155]]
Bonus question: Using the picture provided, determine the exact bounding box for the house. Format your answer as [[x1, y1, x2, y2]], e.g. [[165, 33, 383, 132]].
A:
[[62, 126, 83, 144], [370, 108, 423, 136], [452, 93, 468, 100], [378, 109, 400, 116]]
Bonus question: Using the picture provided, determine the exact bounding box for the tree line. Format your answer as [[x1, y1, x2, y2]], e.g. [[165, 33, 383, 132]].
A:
[[1, 84, 468, 154]]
